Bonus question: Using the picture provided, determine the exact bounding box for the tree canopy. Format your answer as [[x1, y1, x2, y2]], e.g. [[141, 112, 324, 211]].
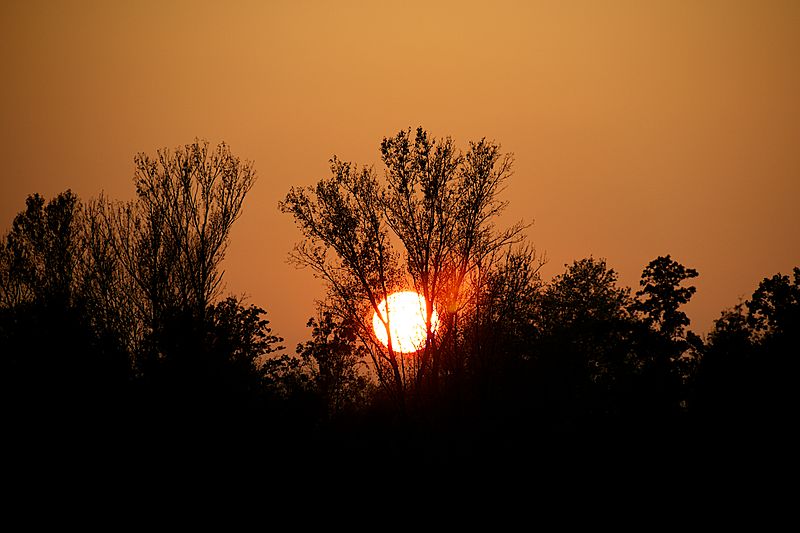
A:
[[1, 131, 796, 469], [280, 127, 529, 407]]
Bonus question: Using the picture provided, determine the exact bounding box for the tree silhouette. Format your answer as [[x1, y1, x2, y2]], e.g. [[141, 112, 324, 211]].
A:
[[747, 268, 800, 340], [695, 268, 799, 437], [116, 139, 255, 324], [0, 191, 130, 420], [296, 311, 370, 419], [693, 303, 754, 430], [79, 194, 142, 359], [1, 191, 80, 306], [1, 141, 274, 432], [464, 245, 543, 390], [532, 257, 636, 430], [281, 127, 526, 409], [626, 255, 700, 427], [747, 268, 800, 422], [204, 297, 285, 411], [631, 255, 699, 341], [2, 131, 797, 466], [86, 140, 258, 392]]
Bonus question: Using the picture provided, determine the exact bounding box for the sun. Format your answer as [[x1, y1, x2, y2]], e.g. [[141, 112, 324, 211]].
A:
[[372, 291, 438, 353]]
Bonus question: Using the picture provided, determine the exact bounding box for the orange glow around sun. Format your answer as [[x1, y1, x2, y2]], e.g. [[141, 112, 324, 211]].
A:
[[372, 291, 438, 353]]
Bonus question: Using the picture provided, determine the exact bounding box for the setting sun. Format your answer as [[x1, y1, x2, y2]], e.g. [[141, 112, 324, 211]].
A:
[[372, 291, 438, 353]]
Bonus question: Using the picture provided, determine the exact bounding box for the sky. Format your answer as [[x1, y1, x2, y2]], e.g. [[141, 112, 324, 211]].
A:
[[2, 0, 798, 350]]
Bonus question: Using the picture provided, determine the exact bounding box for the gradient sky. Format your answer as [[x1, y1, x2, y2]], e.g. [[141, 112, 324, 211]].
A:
[[2, 0, 798, 350]]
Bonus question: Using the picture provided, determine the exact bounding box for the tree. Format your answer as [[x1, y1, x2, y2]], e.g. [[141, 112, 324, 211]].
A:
[[747, 267, 800, 341], [533, 257, 636, 427], [0, 142, 286, 438], [693, 303, 755, 428], [115, 139, 255, 326], [467, 245, 543, 369], [627, 255, 700, 423], [280, 127, 526, 408], [0, 191, 81, 306], [105, 140, 256, 376], [695, 268, 799, 433], [295, 311, 370, 419], [631, 255, 699, 342], [78, 194, 142, 358], [205, 297, 285, 410], [0, 191, 130, 418]]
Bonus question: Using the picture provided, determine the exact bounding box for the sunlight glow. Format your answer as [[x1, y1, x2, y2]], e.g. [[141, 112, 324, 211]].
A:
[[372, 291, 438, 353]]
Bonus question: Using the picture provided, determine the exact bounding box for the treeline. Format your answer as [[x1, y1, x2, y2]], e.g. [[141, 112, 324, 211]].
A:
[[1, 135, 797, 463]]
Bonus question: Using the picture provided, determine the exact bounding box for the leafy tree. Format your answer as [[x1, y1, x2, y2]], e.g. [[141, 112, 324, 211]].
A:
[[205, 297, 286, 409], [695, 268, 799, 434], [281, 153, 402, 396], [0, 191, 130, 418], [693, 303, 755, 427], [627, 255, 700, 424], [296, 311, 370, 419], [438, 245, 544, 443], [380, 130, 526, 387], [467, 245, 543, 368], [541, 257, 632, 330], [1, 141, 269, 424], [631, 255, 698, 341], [533, 257, 636, 427], [0, 191, 81, 306], [280, 127, 526, 407], [747, 267, 800, 341]]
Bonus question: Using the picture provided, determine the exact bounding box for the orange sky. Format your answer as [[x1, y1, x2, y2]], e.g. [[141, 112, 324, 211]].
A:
[[2, 0, 799, 350]]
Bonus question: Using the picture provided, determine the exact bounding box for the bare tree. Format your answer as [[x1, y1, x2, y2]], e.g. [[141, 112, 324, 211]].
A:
[[88, 140, 256, 370], [129, 139, 255, 319], [77, 195, 143, 356]]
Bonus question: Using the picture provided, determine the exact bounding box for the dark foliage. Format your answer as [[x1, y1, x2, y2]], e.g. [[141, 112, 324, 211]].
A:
[[693, 268, 799, 438], [1, 133, 796, 473]]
